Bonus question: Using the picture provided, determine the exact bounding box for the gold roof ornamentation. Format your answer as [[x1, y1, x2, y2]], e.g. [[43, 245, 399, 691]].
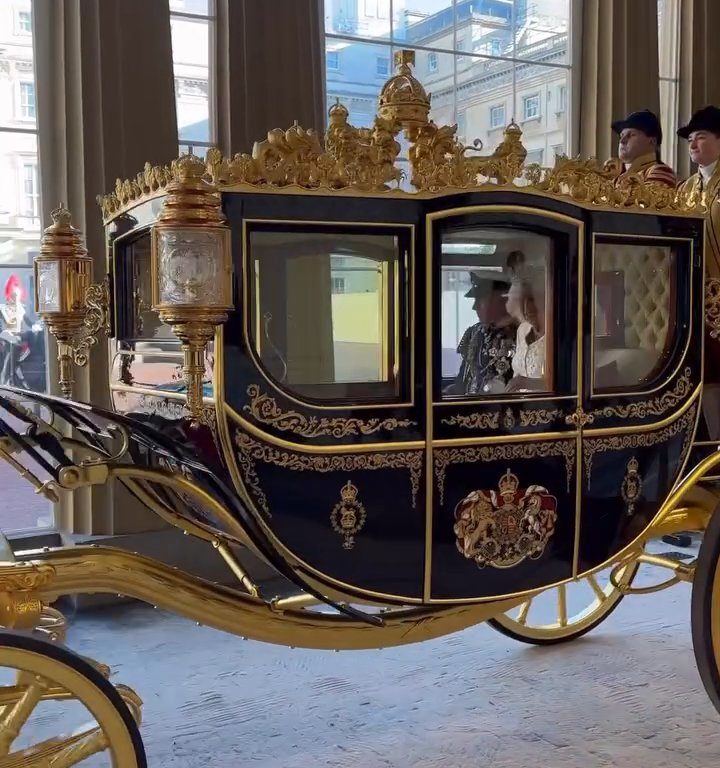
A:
[[98, 51, 705, 223]]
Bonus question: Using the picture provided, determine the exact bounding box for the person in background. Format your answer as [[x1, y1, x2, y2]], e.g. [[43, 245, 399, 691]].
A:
[[445, 272, 516, 396], [611, 109, 677, 187], [678, 106, 720, 441]]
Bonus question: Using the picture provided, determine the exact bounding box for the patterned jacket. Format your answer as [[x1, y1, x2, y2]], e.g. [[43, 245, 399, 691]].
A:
[[617, 152, 677, 187]]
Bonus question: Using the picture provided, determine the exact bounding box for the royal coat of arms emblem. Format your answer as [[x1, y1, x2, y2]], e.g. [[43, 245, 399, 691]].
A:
[[453, 469, 558, 569]]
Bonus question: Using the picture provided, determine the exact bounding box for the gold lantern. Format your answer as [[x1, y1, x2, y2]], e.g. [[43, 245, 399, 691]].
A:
[[34, 205, 109, 397], [150, 154, 233, 424]]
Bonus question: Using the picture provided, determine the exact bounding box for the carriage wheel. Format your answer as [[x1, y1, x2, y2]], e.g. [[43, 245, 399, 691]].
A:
[[0, 630, 146, 766], [691, 505, 720, 716], [487, 561, 640, 645]]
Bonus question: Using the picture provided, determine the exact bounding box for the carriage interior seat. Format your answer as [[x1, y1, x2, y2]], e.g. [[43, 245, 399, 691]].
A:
[[593, 244, 672, 390]]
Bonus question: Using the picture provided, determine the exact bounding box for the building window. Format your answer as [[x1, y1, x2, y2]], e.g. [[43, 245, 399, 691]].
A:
[[323, 1, 573, 174], [332, 276, 346, 294], [526, 149, 544, 165], [0, 4, 51, 532], [557, 85, 567, 113], [376, 56, 389, 76], [523, 94, 540, 121], [552, 143, 565, 159], [327, 50, 340, 71], [658, 0, 680, 168], [170, 1, 217, 156], [16, 10, 32, 34], [19, 82, 35, 119], [22, 162, 39, 218], [457, 111, 466, 141], [490, 104, 506, 129]]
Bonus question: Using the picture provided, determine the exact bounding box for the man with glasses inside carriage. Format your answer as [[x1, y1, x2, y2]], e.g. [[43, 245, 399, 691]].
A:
[[444, 271, 516, 396], [611, 109, 677, 187]]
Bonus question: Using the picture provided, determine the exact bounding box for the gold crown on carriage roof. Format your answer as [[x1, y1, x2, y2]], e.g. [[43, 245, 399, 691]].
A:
[[97, 51, 704, 224]]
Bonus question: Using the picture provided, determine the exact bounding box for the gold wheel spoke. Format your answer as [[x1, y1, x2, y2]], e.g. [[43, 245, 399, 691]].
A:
[[557, 584, 568, 627], [516, 599, 532, 625], [0, 677, 46, 756], [4, 727, 104, 768], [587, 574, 607, 602]]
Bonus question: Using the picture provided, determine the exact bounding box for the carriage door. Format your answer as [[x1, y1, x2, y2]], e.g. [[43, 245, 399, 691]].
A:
[[578, 228, 702, 574], [426, 204, 584, 602]]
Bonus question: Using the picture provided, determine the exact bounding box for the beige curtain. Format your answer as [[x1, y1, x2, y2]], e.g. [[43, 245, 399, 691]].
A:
[[676, 0, 720, 177], [33, 0, 178, 535], [215, 0, 325, 156], [579, 0, 661, 161]]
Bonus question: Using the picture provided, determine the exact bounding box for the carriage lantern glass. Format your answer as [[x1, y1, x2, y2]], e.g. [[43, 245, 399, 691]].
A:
[[150, 153, 233, 424], [33, 205, 109, 398]]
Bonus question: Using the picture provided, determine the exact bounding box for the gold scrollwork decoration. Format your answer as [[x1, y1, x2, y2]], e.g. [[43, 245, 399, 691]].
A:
[[234, 431, 422, 514], [565, 407, 594, 429], [98, 52, 705, 224], [583, 403, 698, 484], [453, 468, 558, 569], [330, 480, 367, 550], [589, 369, 693, 420], [519, 408, 563, 427], [621, 457, 643, 516], [434, 439, 575, 505], [441, 412, 500, 430], [706, 278, 720, 339], [244, 385, 416, 438], [441, 407, 562, 431], [72, 279, 111, 367]]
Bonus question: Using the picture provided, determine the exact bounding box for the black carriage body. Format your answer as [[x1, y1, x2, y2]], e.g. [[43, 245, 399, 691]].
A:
[[106, 187, 704, 605]]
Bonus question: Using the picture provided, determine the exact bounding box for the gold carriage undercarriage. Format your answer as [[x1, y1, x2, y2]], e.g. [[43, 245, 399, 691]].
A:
[[2, 51, 720, 765]]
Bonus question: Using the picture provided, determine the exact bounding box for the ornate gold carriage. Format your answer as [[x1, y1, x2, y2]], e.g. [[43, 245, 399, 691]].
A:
[[2, 51, 720, 764]]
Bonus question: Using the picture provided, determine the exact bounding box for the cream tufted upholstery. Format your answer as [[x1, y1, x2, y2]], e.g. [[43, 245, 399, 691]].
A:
[[594, 244, 672, 387]]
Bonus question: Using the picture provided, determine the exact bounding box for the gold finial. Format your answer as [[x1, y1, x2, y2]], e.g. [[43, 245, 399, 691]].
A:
[[50, 203, 73, 228], [394, 50, 415, 71], [172, 153, 208, 183]]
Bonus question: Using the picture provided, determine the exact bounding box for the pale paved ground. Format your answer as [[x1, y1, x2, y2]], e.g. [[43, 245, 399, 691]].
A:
[[51, 554, 720, 768]]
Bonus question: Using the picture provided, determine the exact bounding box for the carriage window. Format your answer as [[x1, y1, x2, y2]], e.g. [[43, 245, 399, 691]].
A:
[[593, 241, 677, 391], [440, 228, 554, 398], [248, 229, 401, 401], [116, 234, 177, 345]]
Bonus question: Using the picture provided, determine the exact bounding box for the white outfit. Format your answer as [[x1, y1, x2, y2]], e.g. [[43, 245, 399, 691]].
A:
[[512, 321, 545, 379], [700, 160, 718, 186]]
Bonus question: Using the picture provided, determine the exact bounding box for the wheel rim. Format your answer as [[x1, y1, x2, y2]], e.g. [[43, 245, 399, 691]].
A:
[[0, 643, 142, 767], [490, 562, 638, 641]]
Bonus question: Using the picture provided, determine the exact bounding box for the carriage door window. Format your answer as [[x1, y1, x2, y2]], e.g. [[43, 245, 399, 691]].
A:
[[441, 228, 554, 398], [592, 240, 678, 391], [248, 228, 403, 401]]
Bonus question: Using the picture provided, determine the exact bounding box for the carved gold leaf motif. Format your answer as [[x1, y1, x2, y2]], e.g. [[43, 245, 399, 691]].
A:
[[234, 431, 422, 514], [706, 278, 720, 339], [434, 440, 575, 505], [589, 369, 693, 420], [441, 407, 562, 430], [583, 403, 697, 483], [441, 412, 500, 430], [244, 385, 415, 438], [453, 468, 558, 569], [98, 56, 705, 223]]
